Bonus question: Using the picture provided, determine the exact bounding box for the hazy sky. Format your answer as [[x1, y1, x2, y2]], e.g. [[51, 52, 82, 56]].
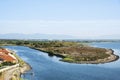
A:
[[0, 0, 120, 38]]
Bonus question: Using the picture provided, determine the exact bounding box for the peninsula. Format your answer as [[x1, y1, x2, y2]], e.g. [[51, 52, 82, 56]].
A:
[[30, 41, 119, 64], [0, 39, 119, 64]]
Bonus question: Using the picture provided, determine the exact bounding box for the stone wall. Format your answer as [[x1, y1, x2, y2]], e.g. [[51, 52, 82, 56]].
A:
[[0, 64, 20, 80]]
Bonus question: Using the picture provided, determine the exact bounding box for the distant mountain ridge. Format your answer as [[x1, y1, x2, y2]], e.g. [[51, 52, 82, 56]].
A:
[[0, 33, 120, 40], [0, 33, 77, 39]]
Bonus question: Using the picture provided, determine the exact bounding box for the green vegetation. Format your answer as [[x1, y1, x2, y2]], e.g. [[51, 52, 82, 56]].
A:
[[0, 39, 118, 63], [13, 53, 25, 67], [39, 46, 110, 62], [0, 39, 83, 47], [62, 58, 74, 62], [20, 78, 28, 80], [0, 62, 15, 67]]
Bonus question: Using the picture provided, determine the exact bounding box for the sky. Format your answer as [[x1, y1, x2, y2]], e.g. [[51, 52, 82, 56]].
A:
[[0, 0, 120, 39]]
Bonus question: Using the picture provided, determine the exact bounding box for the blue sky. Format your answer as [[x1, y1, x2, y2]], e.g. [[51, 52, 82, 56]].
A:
[[0, 0, 120, 38]]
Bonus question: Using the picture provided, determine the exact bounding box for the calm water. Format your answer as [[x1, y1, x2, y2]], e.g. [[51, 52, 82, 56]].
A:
[[3, 42, 120, 80]]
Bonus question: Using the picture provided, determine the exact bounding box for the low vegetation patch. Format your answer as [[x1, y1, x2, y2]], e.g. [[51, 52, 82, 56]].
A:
[[0, 62, 15, 67]]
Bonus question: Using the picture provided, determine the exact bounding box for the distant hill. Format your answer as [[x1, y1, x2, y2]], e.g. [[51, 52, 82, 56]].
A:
[[0, 33, 77, 40], [0, 33, 120, 40]]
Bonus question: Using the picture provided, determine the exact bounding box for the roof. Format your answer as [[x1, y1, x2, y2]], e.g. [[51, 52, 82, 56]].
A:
[[0, 49, 9, 54], [0, 54, 16, 62], [0, 49, 16, 62]]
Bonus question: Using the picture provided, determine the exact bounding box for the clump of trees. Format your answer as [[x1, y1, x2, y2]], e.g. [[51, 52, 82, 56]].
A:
[[0, 62, 15, 67]]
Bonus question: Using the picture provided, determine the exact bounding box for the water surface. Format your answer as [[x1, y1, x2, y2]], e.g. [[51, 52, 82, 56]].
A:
[[3, 42, 120, 80]]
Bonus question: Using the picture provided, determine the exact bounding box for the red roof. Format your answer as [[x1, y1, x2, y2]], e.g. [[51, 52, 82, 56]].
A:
[[0, 54, 16, 62], [0, 49, 9, 54], [0, 49, 16, 62]]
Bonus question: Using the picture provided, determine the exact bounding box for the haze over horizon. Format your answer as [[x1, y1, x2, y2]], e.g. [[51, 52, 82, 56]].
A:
[[0, 0, 120, 39]]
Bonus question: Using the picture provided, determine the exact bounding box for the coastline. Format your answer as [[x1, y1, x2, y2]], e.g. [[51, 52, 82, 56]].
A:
[[8, 49, 32, 78], [70, 49, 119, 64], [0, 48, 32, 80], [30, 47, 119, 64], [1, 40, 119, 64], [9, 49, 32, 74], [20, 62, 32, 74]]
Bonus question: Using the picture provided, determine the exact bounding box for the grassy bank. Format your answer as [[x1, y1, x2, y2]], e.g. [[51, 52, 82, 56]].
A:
[[12, 51, 31, 73]]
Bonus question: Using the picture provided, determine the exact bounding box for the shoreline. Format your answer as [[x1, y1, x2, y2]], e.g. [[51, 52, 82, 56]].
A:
[[70, 49, 119, 64], [2, 45, 119, 65], [9, 49, 32, 74], [20, 62, 32, 74], [30, 47, 119, 64], [8, 49, 32, 78], [0, 48, 32, 80], [1, 40, 119, 64]]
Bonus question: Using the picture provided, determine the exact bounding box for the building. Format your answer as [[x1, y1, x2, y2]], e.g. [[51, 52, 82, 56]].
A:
[[0, 48, 17, 63]]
